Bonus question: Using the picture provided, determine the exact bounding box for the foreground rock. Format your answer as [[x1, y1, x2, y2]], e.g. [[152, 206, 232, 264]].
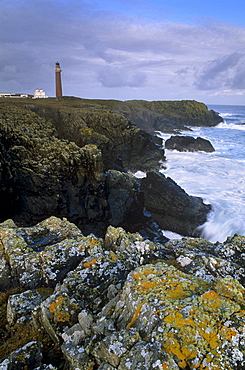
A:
[[113, 263, 245, 370], [165, 135, 215, 152], [0, 217, 172, 292], [1, 217, 245, 369], [141, 171, 211, 236]]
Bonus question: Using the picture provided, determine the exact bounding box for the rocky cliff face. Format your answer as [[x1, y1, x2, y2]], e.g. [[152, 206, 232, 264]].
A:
[[124, 99, 223, 133], [1, 217, 245, 369], [0, 102, 210, 240], [19, 99, 165, 172], [79, 98, 222, 134]]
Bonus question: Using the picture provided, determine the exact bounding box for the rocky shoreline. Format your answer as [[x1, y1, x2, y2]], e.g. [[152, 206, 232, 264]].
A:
[[2, 98, 244, 369], [0, 102, 211, 240]]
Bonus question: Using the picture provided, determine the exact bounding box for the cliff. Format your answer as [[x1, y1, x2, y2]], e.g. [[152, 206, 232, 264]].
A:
[[68, 98, 222, 133], [0, 100, 211, 240], [4, 97, 223, 137], [4, 97, 164, 172]]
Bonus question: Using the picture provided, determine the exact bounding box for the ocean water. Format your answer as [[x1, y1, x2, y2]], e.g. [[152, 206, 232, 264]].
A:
[[156, 105, 245, 242]]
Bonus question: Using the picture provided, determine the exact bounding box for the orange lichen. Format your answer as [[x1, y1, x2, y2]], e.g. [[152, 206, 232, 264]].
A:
[[221, 326, 238, 341], [78, 243, 86, 250], [133, 272, 141, 281], [201, 290, 222, 311], [165, 280, 195, 300], [110, 251, 117, 261], [83, 259, 97, 268], [123, 264, 245, 369], [126, 302, 144, 329], [49, 295, 71, 322], [163, 330, 198, 369], [142, 268, 155, 276], [137, 280, 157, 291]]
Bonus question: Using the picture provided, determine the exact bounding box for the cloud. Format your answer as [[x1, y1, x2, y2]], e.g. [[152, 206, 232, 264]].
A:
[[1, 0, 245, 103], [214, 89, 244, 96], [195, 53, 245, 90]]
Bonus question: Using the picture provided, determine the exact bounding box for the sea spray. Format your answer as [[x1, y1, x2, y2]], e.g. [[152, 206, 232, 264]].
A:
[[156, 104, 245, 243]]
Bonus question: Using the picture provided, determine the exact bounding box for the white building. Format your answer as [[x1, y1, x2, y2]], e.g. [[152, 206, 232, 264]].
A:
[[33, 89, 48, 99]]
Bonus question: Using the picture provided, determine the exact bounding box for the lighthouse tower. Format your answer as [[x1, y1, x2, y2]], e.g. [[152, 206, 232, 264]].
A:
[[55, 62, 63, 99]]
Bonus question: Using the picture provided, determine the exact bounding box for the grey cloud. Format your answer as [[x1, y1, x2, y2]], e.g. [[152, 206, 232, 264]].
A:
[[231, 69, 245, 89], [1, 0, 245, 102], [195, 53, 245, 90]]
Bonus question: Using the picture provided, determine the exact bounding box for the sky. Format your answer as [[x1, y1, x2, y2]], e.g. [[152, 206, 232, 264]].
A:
[[1, 0, 245, 105]]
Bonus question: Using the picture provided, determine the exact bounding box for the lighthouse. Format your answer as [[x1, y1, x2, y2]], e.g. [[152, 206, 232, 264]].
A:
[[55, 62, 63, 99]]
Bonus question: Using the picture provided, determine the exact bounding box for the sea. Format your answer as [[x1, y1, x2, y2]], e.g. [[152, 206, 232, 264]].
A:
[[139, 105, 245, 243]]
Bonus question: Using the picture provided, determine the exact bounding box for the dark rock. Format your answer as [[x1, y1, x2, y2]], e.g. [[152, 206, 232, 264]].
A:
[[7, 289, 42, 326], [165, 135, 215, 152], [106, 170, 144, 228], [0, 104, 165, 241], [91, 329, 140, 367], [141, 171, 211, 236], [21, 102, 164, 172], [0, 341, 42, 368], [0, 103, 211, 242], [100, 99, 223, 133]]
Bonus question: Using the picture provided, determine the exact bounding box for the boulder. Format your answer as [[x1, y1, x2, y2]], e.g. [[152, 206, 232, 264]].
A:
[[113, 262, 245, 370], [61, 344, 95, 370], [118, 342, 179, 370], [0, 341, 42, 369], [141, 171, 211, 236], [0, 216, 88, 290], [33, 291, 81, 344], [7, 289, 42, 326], [91, 329, 140, 367], [165, 237, 245, 285], [165, 135, 215, 152]]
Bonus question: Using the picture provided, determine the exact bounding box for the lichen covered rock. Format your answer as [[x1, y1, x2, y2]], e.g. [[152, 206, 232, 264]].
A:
[[1, 217, 245, 369], [166, 237, 245, 285], [34, 291, 81, 344], [0, 341, 42, 369], [0, 216, 89, 290], [113, 263, 245, 370], [7, 289, 42, 326]]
